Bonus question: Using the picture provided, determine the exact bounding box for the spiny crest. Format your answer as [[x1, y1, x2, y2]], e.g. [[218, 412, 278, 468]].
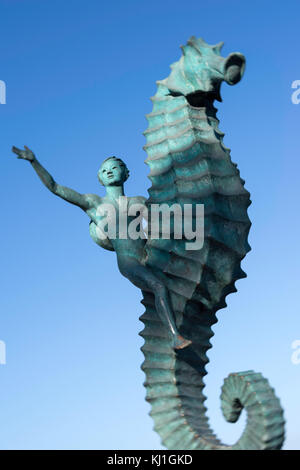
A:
[[180, 36, 224, 57], [158, 36, 245, 99]]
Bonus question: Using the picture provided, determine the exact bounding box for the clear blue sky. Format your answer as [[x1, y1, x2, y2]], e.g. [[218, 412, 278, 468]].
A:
[[1, 0, 299, 450]]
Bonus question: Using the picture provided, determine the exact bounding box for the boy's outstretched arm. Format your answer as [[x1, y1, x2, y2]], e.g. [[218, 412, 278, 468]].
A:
[[12, 145, 95, 210]]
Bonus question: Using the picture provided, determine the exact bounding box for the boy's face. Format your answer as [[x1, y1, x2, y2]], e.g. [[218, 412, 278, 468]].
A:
[[99, 159, 126, 186]]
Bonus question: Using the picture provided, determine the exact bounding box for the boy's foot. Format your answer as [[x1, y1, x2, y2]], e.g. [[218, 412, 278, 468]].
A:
[[173, 335, 192, 350]]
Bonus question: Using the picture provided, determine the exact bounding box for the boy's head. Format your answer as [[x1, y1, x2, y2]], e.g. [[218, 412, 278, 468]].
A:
[[98, 156, 130, 186]]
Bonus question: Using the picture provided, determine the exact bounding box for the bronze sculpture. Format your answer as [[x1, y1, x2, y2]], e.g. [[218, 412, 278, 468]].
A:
[[12, 36, 285, 450]]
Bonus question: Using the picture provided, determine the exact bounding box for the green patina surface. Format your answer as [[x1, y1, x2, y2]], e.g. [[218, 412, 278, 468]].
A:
[[140, 37, 285, 450], [12, 36, 285, 450]]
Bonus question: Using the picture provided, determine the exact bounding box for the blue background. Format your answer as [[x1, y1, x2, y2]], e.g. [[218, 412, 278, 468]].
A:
[[1, 0, 299, 450]]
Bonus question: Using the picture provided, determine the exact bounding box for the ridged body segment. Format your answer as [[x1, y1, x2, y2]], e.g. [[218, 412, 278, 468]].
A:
[[139, 38, 285, 450]]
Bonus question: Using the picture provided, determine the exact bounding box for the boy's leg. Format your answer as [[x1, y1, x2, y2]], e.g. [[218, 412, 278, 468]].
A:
[[119, 258, 191, 349]]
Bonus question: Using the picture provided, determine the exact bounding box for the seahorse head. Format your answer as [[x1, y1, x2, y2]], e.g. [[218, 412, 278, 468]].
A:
[[161, 37, 245, 102]]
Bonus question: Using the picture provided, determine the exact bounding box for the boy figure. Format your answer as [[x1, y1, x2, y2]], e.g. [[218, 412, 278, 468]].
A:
[[12, 145, 192, 349]]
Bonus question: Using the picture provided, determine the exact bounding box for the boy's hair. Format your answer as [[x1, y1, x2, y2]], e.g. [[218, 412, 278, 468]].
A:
[[97, 156, 130, 185]]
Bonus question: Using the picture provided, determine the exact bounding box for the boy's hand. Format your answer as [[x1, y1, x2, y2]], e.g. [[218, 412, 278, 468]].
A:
[[12, 145, 36, 162]]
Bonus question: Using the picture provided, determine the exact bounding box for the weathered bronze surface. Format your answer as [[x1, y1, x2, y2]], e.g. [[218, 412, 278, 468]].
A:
[[12, 36, 285, 450]]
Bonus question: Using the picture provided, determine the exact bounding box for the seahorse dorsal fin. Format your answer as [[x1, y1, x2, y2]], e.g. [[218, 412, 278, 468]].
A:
[[212, 41, 224, 54]]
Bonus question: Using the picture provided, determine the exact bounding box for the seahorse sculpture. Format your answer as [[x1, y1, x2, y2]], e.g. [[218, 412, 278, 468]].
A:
[[12, 36, 285, 450], [140, 37, 285, 450]]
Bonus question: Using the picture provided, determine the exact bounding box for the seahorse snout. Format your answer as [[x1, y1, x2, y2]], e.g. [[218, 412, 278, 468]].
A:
[[223, 52, 246, 85]]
